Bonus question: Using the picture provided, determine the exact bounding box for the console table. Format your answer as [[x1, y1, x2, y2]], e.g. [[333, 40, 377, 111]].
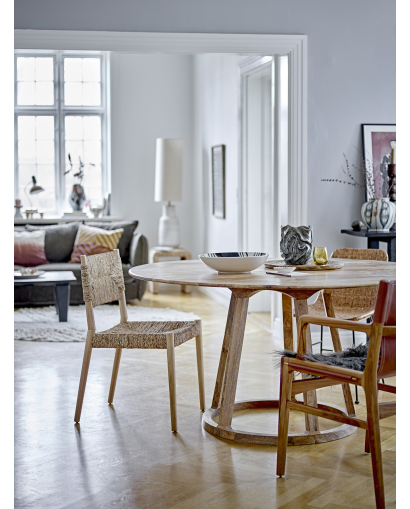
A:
[[341, 229, 396, 262]]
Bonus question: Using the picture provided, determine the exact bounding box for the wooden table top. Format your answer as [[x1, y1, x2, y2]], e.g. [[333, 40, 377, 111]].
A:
[[129, 259, 396, 291]]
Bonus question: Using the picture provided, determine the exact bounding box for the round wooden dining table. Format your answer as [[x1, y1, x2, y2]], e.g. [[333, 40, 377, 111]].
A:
[[129, 258, 396, 446]]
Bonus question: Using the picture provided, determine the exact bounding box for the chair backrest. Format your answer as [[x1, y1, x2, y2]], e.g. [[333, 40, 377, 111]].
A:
[[372, 280, 396, 379], [328, 248, 388, 309], [80, 249, 125, 308], [331, 248, 388, 262]]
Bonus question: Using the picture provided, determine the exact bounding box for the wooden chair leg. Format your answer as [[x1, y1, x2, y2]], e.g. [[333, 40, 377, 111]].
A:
[[195, 331, 206, 411], [166, 333, 178, 432], [108, 348, 122, 404], [365, 430, 370, 453], [365, 384, 385, 509], [277, 359, 293, 477], [74, 331, 94, 423]]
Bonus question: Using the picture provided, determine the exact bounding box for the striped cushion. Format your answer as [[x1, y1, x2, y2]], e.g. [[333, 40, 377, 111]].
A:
[[69, 224, 124, 263]]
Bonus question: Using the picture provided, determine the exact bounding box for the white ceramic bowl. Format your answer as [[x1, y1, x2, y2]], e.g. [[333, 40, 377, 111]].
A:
[[198, 252, 269, 273], [275, 266, 296, 274]]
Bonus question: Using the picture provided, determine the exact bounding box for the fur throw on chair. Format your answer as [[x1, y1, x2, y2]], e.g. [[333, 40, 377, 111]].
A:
[[275, 343, 369, 372]]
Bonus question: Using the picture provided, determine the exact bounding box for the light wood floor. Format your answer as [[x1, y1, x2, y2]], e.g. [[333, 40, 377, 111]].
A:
[[14, 285, 396, 508]]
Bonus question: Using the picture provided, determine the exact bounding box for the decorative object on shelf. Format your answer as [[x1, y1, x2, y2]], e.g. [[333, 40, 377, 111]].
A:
[[90, 204, 104, 218], [69, 184, 87, 211], [14, 199, 23, 219], [388, 140, 396, 231], [64, 153, 95, 212], [351, 220, 364, 231], [313, 247, 328, 266], [362, 124, 396, 200], [321, 149, 396, 232], [24, 176, 45, 215], [155, 138, 183, 247], [361, 198, 396, 232], [280, 225, 312, 265], [211, 145, 226, 219]]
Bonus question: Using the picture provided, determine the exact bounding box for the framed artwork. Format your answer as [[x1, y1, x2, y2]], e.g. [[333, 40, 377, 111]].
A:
[[211, 145, 226, 218], [362, 124, 396, 199]]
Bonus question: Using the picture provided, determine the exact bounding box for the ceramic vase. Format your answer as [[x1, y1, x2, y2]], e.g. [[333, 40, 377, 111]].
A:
[[69, 184, 86, 211], [158, 203, 180, 247], [280, 225, 313, 265], [361, 198, 396, 232]]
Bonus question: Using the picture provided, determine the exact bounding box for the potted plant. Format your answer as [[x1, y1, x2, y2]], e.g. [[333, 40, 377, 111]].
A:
[[322, 154, 396, 232]]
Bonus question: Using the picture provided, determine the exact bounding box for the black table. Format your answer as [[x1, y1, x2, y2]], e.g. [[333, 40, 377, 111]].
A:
[[341, 229, 396, 262], [14, 271, 76, 322]]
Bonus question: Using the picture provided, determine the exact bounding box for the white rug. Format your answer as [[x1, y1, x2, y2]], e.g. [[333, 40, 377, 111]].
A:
[[14, 305, 200, 342]]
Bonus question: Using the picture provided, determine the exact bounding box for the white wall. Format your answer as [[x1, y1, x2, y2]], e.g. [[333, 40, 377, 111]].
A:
[[191, 54, 244, 256], [110, 53, 195, 252]]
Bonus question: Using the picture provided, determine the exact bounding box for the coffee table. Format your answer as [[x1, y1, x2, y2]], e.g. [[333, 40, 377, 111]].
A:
[[14, 271, 77, 322], [129, 259, 395, 445]]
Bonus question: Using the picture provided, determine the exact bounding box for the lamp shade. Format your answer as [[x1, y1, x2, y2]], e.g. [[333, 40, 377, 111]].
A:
[[155, 139, 183, 202]]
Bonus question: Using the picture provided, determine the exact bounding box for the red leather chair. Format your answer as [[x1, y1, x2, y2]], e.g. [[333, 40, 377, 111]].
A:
[[276, 280, 396, 509]]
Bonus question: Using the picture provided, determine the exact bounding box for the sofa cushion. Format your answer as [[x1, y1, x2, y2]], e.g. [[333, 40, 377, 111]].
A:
[[70, 224, 124, 263], [26, 222, 79, 263], [85, 221, 138, 263], [14, 230, 49, 267]]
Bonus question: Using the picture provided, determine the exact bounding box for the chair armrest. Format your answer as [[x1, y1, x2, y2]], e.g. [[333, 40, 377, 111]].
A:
[[296, 314, 372, 358], [129, 232, 149, 268], [298, 314, 372, 334]]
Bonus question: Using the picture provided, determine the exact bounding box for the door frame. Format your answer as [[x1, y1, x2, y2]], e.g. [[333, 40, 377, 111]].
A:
[[15, 30, 307, 232]]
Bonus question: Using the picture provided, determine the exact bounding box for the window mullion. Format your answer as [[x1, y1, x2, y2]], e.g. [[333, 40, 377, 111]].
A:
[[57, 52, 65, 215]]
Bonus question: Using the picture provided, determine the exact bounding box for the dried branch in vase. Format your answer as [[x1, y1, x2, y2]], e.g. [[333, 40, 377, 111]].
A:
[[321, 154, 392, 199]]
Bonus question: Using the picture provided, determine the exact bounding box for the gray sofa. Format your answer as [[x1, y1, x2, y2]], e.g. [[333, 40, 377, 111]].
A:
[[14, 220, 148, 306]]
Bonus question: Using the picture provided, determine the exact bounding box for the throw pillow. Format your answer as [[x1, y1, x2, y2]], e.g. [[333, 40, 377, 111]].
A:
[[14, 230, 49, 267], [69, 224, 124, 263], [85, 220, 138, 262], [25, 222, 80, 263]]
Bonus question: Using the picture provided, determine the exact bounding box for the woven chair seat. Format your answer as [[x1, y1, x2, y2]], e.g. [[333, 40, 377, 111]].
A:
[[92, 319, 201, 349], [308, 296, 375, 321]]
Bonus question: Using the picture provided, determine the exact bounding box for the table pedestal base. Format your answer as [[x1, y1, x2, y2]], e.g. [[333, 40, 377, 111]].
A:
[[203, 399, 356, 445]]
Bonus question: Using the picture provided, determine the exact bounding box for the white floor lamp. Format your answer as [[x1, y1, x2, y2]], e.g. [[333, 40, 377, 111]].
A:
[[155, 138, 183, 248]]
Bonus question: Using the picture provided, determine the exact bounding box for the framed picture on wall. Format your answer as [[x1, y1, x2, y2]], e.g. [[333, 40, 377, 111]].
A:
[[211, 145, 226, 219], [362, 124, 396, 200]]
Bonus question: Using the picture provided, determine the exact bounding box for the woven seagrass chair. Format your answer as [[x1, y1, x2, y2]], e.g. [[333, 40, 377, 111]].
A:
[[74, 249, 205, 431], [308, 247, 388, 403], [277, 279, 396, 509]]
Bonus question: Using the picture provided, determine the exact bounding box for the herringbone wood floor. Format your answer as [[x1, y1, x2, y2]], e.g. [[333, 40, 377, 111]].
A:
[[15, 286, 396, 508]]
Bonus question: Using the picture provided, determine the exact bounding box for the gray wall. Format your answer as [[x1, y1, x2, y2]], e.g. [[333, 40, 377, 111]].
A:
[[16, 0, 396, 254]]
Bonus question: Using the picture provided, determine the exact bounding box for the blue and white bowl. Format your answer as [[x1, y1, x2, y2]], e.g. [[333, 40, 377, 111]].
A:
[[198, 252, 269, 273]]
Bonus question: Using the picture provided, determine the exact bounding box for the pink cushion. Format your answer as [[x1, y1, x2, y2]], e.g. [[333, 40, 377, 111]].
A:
[[14, 230, 49, 267]]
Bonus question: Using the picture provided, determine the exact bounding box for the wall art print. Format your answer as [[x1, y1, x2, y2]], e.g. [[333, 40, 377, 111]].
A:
[[362, 124, 396, 200]]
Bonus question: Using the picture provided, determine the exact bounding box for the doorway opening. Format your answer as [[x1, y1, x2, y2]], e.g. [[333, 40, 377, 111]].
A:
[[239, 55, 289, 334]]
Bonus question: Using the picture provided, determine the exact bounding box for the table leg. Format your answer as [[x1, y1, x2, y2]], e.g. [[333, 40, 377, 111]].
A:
[[54, 283, 70, 322], [293, 299, 319, 432], [388, 237, 396, 262], [323, 290, 356, 416], [281, 294, 294, 351], [218, 294, 249, 428], [211, 293, 236, 409], [368, 238, 380, 250]]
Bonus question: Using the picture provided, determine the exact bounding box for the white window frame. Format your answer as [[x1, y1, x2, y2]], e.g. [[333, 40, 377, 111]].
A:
[[14, 50, 110, 216]]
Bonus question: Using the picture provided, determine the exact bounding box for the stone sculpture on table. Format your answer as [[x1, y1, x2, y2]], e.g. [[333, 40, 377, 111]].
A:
[[280, 225, 313, 265]]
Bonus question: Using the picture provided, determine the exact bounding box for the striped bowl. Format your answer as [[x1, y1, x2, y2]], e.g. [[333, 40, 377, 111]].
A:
[[198, 252, 269, 273]]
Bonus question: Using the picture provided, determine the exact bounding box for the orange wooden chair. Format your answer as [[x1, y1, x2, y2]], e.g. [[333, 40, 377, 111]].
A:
[[277, 280, 396, 509]]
